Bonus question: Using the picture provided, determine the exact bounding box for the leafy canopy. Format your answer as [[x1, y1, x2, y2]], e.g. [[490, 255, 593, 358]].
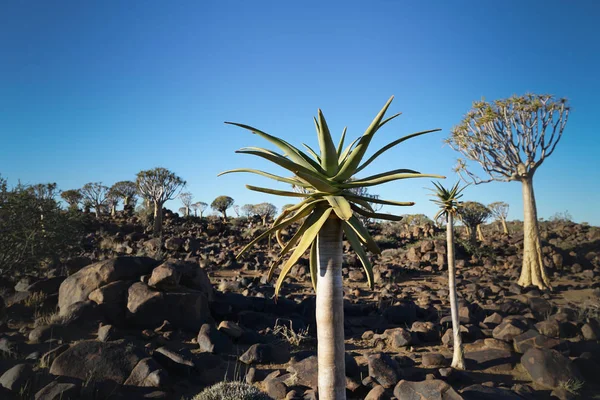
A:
[[221, 96, 443, 295], [429, 181, 467, 222]]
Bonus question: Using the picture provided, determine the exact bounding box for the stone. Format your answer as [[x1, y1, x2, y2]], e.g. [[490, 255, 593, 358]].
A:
[[364, 385, 387, 400], [164, 237, 184, 251], [385, 327, 412, 349], [367, 353, 400, 388], [513, 329, 561, 354], [411, 321, 439, 342], [98, 324, 120, 342], [287, 355, 318, 390], [148, 263, 181, 290], [581, 320, 600, 340], [153, 346, 195, 376], [465, 348, 515, 372], [535, 319, 560, 338], [265, 378, 287, 399], [0, 363, 34, 391], [58, 257, 156, 313], [521, 348, 582, 390], [218, 320, 245, 339], [421, 353, 448, 368], [393, 379, 463, 400], [239, 343, 289, 365], [88, 280, 131, 304], [40, 344, 70, 368], [382, 301, 417, 325], [492, 319, 527, 342], [49, 340, 144, 384], [124, 357, 168, 387], [527, 297, 553, 319], [197, 323, 232, 354], [26, 277, 66, 296], [34, 380, 80, 400], [460, 384, 523, 399], [483, 313, 503, 326]]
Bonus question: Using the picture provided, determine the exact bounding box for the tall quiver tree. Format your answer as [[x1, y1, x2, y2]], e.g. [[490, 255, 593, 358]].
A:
[[430, 181, 467, 369], [110, 181, 137, 215], [447, 94, 570, 290], [179, 192, 193, 217], [192, 201, 208, 218], [136, 168, 186, 236], [489, 201, 509, 234], [80, 182, 109, 218], [211, 196, 234, 221], [61, 189, 83, 211], [458, 201, 490, 245], [106, 189, 120, 216], [220, 96, 442, 400], [253, 202, 277, 225]]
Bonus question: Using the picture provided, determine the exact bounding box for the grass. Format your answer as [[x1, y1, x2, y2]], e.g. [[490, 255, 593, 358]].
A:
[[24, 291, 47, 308], [559, 378, 585, 394], [273, 319, 310, 347]]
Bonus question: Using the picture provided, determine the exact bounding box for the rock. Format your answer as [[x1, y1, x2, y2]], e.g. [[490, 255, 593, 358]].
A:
[[153, 346, 195, 376], [521, 348, 582, 390], [492, 319, 527, 342], [40, 344, 70, 368], [367, 353, 400, 389], [26, 277, 66, 296], [465, 348, 515, 372], [58, 257, 156, 313], [148, 263, 181, 290], [126, 282, 164, 327], [265, 378, 287, 399], [383, 302, 417, 325], [239, 343, 289, 365], [483, 312, 503, 326], [513, 329, 561, 354], [164, 237, 184, 251], [218, 320, 245, 339], [460, 384, 523, 399], [421, 353, 448, 368], [88, 280, 131, 304], [393, 379, 463, 400], [581, 320, 600, 340], [527, 297, 553, 319], [411, 321, 439, 342], [98, 324, 120, 342], [34, 380, 80, 400], [385, 327, 412, 349], [0, 363, 34, 391], [535, 319, 560, 338], [49, 340, 144, 384], [286, 355, 318, 390], [124, 357, 168, 387], [364, 385, 387, 400], [197, 323, 232, 354], [29, 324, 64, 344]]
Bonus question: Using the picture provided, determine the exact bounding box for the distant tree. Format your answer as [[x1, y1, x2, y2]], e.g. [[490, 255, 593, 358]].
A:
[[110, 181, 137, 214], [488, 201, 510, 234], [447, 94, 570, 290], [136, 167, 186, 235], [178, 207, 187, 216], [241, 204, 255, 218], [179, 192, 193, 217], [232, 204, 241, 218], [458, 201, 491, 245], [192, 201, 208, 218], [430, 181, 467, 370], [80, 182, 109, 218], [401, 213, 434, 227], [106, 189, 120, 216], [30, 183, 58, 201], [61, 189, 83, 211], [211, 196, 234, 221], [253, 202, 277, 225]]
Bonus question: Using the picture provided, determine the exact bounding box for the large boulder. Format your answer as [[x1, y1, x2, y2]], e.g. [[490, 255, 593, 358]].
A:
[[521, 348, 582, 390], [58, 257, 156, 314], [394, 380, 463, 400], [49, 340, 145, 384]]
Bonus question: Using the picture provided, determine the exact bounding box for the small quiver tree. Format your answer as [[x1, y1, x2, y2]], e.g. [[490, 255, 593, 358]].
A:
[[61, 189, 83, 211], [488, 201, 509, 234], [457, 201, 490, 245], [80, 182, 109, 218], [447, 94, 570, 290], [429, 181, 467, 370], [110, 181, 137, 215], [192, 201, 208, 218], [220, 96, 442, 400], [211, 196, 234, 221], [179, 192, 193, 217], [136, 168, 186, 236]]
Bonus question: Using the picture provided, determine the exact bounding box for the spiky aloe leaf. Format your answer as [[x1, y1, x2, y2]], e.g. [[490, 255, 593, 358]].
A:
[[218, 169, 310, 188], [342, 223, 374, 289], [336, 127, 347, 157], [316, 109, 339, 176], [324, 195, 353, 221]]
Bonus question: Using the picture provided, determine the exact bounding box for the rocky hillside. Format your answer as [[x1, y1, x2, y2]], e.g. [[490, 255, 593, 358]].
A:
[[0, 212, 598, 399]]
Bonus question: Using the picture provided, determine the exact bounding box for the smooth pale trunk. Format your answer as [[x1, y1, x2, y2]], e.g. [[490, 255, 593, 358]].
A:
[[447, 213, 465, 369], [518, 177, 550, 290], [476, 224, 484, 241], [316, 217, 346, 400], [222, 210, 228, 221], [501, 218, 509, 235], [153, 201, 164, 236], [111, 204, 116, 216]]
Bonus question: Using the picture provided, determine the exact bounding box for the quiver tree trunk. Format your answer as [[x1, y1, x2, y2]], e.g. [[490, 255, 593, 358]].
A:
[[501, 218, 509, 235], [316, 216, 346, 400], [518, 177, 550, 290], [476, 224, 484, 241], [467, 225, 476, 245], [153, 201, 164, 236], [446, 213, 465, 369]]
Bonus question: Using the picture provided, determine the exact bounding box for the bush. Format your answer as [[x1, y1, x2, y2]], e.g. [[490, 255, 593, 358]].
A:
[[192, 381, 273, 400], [0, 182, 84, 274]]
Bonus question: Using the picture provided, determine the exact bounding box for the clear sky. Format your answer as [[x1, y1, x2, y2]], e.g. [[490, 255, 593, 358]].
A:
[[1, 1, 599, 225]]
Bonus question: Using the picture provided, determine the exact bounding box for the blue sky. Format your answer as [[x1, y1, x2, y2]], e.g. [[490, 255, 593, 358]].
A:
[[1, 1, 599, 225]]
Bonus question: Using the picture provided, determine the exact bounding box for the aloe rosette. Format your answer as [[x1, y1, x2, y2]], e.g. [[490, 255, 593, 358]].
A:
[[219, 96, 444, 296]]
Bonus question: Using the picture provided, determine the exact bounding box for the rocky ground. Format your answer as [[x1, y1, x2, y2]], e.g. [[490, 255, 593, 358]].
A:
[[0, 211, 599, 399]]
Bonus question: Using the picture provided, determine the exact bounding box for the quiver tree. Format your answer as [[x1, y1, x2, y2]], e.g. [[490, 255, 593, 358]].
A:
[[80, 182, 109, 218], [179, 192, 193, 217], [458, 201, 490, 245], [106, 189, 120, 216], [61, 189, 83, 211], [241, 204, 256, 218], [211, 196, 234, 221], [488, 201, 510, 234], [447, 94, 570, 290], [192, 201, 208, 218], [253, 202, 278, 225], [220, 96, 442, 399], [136, 167, 186, 235], [110, 181, 137, 214], [430, 181, 467, 369]]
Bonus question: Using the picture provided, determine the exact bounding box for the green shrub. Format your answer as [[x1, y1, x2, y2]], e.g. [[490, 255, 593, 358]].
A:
[[192, 381, 273, 400]]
